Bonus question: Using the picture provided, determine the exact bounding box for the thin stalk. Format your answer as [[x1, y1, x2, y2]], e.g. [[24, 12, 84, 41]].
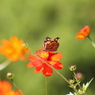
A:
[[0, 60, 11, 71], [73, 72, 87, 95], [87, 36, 95, 48], [11, 79, 22, 95], [73, 72, 82, 90], [45, 77, 48, 95]]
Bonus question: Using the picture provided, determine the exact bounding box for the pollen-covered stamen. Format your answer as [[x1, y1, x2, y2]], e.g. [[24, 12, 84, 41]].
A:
[[40, 51, 49, 60]]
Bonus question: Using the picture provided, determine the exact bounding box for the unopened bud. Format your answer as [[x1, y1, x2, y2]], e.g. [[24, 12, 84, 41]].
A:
[[69, 79, 75, 84], [76, 72, 83, 79], [7, 72, 14, 80], [69, 65, 76, 71]]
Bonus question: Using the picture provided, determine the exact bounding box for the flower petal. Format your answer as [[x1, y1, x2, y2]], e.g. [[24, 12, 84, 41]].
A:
[[5, 90, 15, 95], [0, 81, 12, 94], [1, 39, 10, 46], [50, 53, 62, 61], [32, 61, 43, 67], [79, 26, 90, 36], [76, 34, 85, 39], [42, 64, 52, 77], [28, 54, 39, 61], [35, 66, 43, 73], [27, 62, 34, 68], [29, 53, 45, 67], [15, 90, 22, 95], [49, 61, 63, 69]]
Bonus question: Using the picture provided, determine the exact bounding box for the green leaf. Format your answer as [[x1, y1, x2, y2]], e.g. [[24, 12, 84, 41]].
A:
[[78, 78, 94, 94], [82, 78, 94, 91]]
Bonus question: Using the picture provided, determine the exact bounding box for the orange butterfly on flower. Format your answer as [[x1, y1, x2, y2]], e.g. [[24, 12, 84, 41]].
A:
[[76, 26, 90, 39], [43, 37, 60, 51], [27, 37, 63, 77]]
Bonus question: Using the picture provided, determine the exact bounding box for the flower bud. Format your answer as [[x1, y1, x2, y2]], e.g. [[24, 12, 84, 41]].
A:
[[69, 65, 76, 71], [76, 72, 83, 79], [69, 79, 75, 84], [7, 72, 14, 80]]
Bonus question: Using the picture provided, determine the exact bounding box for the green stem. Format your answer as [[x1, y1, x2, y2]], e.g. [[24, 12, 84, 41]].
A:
[[73, 72, 82, 89], [73, 72, 87, 95], [0, 60, 11, 71], [32, 53, 78, 94], [87, 36, 95, 48], [45, 77, 48, 95], [11, 79, 22, 95]]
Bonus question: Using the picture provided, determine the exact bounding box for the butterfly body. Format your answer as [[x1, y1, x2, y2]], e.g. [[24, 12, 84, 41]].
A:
[[43, 37, 60, 51]]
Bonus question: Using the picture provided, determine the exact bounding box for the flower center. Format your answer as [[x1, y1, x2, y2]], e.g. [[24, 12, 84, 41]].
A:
[[40, 51, 49, 60]]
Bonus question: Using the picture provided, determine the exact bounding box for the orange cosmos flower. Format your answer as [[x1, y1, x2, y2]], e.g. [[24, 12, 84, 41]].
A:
[[0, 81, 12, 95], [0, 36, 29, 61], [0, 80, 21, 95], [76, 26, 90, 39], [27, 50, 63, 76], [5, 90, 21, 95]]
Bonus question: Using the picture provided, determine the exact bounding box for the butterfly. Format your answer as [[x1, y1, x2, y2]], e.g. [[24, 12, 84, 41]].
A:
[[43, 37, 60, 51]]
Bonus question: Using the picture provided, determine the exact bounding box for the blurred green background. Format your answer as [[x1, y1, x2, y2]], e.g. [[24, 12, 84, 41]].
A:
[[0, 0, 95, 95]]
